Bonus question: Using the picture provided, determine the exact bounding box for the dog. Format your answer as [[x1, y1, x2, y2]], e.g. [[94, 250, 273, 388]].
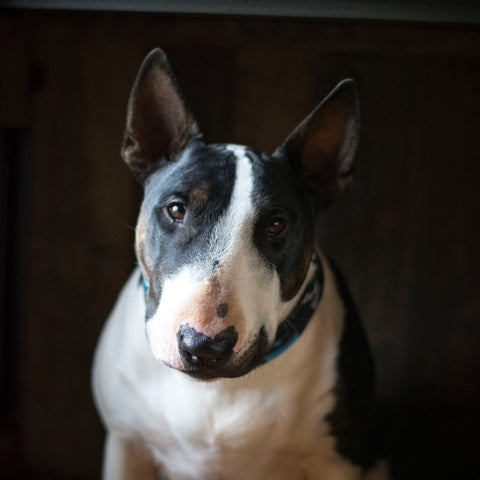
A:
[[92, 48, 389, 480]]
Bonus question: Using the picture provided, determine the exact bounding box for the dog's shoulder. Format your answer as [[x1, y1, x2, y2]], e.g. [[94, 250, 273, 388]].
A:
[[325, 258, 381, 469], [92, 268, 162, 431]]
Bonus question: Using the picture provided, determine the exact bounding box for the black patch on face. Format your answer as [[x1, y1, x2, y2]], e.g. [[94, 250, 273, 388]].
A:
[[137, 141, 237, 318], [248, 149, 316, 301], [325, 259, 382, 468]]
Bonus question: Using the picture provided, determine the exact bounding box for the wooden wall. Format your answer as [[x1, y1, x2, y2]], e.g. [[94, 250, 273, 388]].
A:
[[0, 10, 479, 479]]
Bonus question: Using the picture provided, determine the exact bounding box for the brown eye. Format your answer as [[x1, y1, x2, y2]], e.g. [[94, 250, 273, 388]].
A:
[[167, 202, 187, 222], [267, 217, 287, 237]]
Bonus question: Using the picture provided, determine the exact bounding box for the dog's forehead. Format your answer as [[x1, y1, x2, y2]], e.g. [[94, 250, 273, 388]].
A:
[[143, 142, 276, 203], [204, 143, 298, 212], [148, 143, 233, 190]]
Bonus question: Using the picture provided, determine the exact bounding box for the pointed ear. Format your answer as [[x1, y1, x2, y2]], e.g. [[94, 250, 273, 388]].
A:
[[275, 79, 359, 207], [121, 48, 199, 176]]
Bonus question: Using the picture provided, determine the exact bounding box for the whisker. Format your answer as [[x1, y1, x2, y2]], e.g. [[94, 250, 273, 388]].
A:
[[124, 223, 137, 233]]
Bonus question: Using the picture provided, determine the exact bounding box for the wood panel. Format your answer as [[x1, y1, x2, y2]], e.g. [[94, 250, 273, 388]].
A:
[[20, 20, 143, 475], [0, 10, 479, 479], [0, 14, 31, 128], [13, 13, 241, 478], [314, 52, 480, 479], [163, 46, 237, 143]]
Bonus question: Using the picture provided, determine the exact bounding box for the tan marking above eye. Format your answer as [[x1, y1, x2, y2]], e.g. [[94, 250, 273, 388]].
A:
[[189, 183, 210, 206]]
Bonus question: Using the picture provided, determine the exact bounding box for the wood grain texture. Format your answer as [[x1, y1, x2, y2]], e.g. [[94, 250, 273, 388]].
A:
[[0, 10, 479, 479]]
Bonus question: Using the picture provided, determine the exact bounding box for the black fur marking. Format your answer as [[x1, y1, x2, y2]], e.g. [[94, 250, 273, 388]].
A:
[[264, 255, 323, 362], [138, 141, 237, 318], [326, 259, 380, 469], [249, 150, 316, 301]]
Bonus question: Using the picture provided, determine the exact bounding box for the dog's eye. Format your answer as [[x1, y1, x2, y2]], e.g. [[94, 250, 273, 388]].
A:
[[267, 217, 287, 237], [167, 202, 187, 222]]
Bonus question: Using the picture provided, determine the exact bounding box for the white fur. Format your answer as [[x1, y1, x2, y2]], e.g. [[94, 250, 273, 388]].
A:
[[93, 252, 387, 479]]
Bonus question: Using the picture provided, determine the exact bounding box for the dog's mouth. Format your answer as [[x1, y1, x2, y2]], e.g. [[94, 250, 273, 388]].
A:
[[175, 327, 269, 380]]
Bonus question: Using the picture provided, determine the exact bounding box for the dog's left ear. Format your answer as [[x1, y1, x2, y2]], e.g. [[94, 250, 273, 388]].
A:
[[275, 79, 359, 207], [121, 48, 199, 177]]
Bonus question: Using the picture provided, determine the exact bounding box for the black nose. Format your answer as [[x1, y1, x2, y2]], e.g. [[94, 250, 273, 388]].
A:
[[177, 324, 238, 368]]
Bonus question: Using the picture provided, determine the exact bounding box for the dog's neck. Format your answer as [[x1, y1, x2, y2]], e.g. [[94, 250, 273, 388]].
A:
[[140, 256, 324, 365], [264, 255, 324, 363]]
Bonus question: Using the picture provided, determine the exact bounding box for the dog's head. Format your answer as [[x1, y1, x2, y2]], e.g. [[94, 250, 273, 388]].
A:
[[121, 49, 359, 380]]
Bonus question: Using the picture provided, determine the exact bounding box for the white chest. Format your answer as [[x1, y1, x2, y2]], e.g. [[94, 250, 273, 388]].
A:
[[93, 262, 359, 479], [129, 354, 338, 480]]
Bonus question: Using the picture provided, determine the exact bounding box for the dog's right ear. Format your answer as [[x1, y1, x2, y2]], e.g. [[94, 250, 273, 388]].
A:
[[121, 48, 199, 177]]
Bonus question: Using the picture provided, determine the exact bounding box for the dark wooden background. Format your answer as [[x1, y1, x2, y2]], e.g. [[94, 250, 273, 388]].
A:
[[0, 9, 479, 480]]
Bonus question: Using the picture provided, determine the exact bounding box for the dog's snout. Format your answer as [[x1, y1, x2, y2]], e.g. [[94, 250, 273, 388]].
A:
[[177, 324, 238, 368]]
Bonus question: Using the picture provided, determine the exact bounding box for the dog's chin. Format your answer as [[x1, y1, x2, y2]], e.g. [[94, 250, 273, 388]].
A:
[[168, 329, 268, 381]]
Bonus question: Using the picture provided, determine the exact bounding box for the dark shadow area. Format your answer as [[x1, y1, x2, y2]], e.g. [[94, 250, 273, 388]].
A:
[[0, 9, 479, 479]]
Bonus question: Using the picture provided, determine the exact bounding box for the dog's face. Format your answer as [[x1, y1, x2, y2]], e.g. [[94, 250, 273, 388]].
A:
[[122, 49, 359, 380], [136, 142, 316, 378]]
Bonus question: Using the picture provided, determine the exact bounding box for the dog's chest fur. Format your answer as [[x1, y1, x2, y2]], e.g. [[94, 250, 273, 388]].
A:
[[94, 256, 361, 480]]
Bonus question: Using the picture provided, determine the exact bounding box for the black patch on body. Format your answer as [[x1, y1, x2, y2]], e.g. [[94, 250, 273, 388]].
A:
[[326, 259, 381, 469]]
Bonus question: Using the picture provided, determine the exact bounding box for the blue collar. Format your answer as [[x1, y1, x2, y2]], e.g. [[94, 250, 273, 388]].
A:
[[140, 256, 323, 364], [264, 256, 324, 363]]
